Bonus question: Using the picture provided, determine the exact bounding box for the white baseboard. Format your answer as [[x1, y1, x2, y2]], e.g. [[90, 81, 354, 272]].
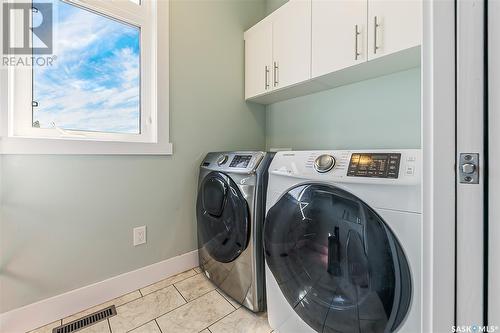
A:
[[0, 250, 199, 333]]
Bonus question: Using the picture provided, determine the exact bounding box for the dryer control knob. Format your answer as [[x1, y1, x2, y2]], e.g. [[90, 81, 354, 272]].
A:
[[314, 154, 336, 173], [217, 154, 228, 166]]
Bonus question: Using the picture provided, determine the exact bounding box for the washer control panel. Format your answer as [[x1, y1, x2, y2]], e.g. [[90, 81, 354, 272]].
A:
[[347, 153, 401, 179], [268, 150, 420, 186]]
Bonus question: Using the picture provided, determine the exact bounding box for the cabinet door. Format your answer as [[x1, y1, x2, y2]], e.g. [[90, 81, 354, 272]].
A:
[[272, 0, 312, 90], [244, 21, 272, 99], [312, 0, 367, 78], [367, 0, 421, 60]]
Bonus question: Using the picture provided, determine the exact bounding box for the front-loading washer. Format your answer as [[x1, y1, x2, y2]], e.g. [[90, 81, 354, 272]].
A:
[[197, 151, 273, 312], [263, 150, 422, 332]]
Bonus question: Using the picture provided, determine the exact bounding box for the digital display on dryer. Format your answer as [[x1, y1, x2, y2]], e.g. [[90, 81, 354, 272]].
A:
[[347, 153, 401, 178], [229, 155, 252, 168]]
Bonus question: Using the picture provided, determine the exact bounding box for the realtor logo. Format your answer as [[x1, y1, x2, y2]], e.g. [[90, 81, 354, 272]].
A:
[[2, 2, 53, 55]]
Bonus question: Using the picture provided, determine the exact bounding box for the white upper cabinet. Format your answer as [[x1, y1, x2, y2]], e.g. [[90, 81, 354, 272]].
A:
[[244, 0, 422, 103], [367, 0, 422, 60], [272, 0, 312, 90], [312, 0, 368, 78], [244, 20, 273, 99]]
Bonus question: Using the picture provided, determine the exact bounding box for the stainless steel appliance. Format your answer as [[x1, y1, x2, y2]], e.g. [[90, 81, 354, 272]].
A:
[[196, 151, 273, 312]]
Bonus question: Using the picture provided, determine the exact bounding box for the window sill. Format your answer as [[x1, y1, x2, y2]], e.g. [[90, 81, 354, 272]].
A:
[[0, 136, 173, 155]]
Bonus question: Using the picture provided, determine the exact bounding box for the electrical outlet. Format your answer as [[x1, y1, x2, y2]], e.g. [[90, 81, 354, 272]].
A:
[[133, 226, 146, 246]]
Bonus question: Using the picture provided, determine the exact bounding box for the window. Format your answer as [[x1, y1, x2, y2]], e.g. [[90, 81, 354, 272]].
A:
[[32, 0, 141, 135], [0, 0, 172, 154]]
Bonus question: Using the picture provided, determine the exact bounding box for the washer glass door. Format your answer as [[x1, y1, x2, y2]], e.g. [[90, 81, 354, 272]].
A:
[[264, 184, 412, 333], [197, 171, 250, 263]]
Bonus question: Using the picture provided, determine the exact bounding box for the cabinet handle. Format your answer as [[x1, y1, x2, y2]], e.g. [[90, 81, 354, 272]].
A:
[[354, 24, 361, 60], [373, 16, 380, 54], [273, 61, 279, 87], [265, 66, 270, 90]]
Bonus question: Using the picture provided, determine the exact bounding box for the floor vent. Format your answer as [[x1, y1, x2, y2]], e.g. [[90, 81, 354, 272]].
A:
[[52, 305, 117, 333]]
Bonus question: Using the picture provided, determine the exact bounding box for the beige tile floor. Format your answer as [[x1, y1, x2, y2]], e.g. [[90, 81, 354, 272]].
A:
[[28, 268, 273, 333]]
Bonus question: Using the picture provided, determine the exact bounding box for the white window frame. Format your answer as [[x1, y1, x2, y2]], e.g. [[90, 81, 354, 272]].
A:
[[0, 0, 172, 154]]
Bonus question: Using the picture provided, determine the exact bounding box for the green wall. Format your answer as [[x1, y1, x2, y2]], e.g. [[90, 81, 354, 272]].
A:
[[265, 0, 287, 14], [0, 0, 266, 313], [266, 68, 421, 150]]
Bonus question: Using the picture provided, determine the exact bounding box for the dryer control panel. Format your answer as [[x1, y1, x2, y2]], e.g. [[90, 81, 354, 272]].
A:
[[229, 155, 253, 168], [201, 151, 265, 174]]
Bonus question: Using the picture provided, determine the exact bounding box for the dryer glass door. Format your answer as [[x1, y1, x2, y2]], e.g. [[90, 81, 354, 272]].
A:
[[264, 184, 411, 333], [197, 171, 250, 263]]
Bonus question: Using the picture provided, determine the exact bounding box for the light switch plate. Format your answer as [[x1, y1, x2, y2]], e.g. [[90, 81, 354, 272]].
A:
[[133, 226, 146, 246]]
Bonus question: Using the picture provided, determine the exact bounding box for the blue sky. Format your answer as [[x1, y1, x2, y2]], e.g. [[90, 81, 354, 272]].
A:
[[32, 0, 141, 134]]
